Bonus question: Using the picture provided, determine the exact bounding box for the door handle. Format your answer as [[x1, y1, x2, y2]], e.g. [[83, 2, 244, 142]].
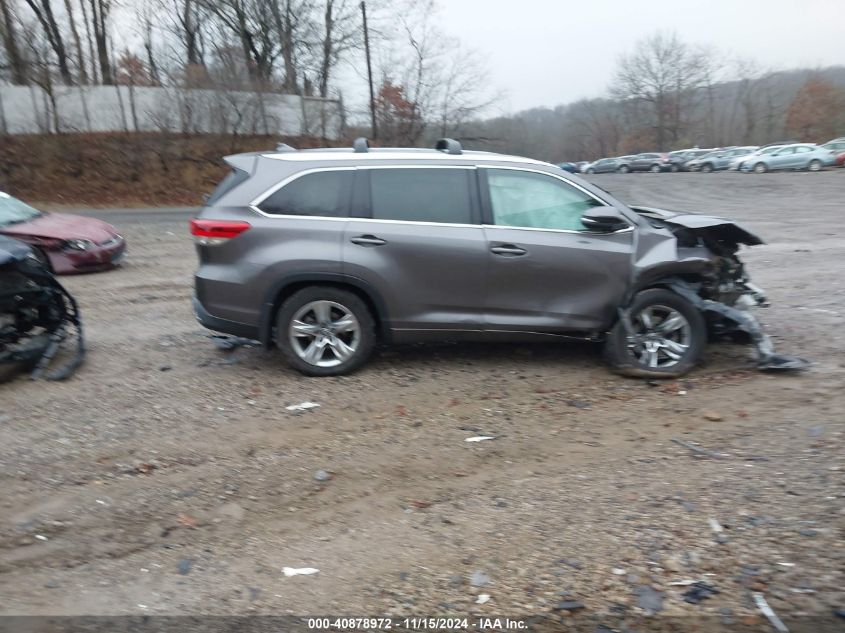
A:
[[350, 235, 387, 247], [490, 244, 527, 256]]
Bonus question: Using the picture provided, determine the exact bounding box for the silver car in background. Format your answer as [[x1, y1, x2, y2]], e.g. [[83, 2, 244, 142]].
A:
[[739, 143, 837, 173]]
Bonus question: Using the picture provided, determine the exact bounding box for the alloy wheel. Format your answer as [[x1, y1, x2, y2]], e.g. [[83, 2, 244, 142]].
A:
[[627, 305, 692, 369], [288, 300, 361, 368]]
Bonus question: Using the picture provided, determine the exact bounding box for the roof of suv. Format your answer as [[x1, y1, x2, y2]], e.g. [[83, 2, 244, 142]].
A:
[[256, 138, 552, 167]]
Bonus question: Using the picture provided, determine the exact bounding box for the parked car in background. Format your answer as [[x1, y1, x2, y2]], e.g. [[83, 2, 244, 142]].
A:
[[575, 161, 591, 173], [695, 147, 758, 172], [629, 152, 675, 173], [731, 145, 784, 171], [614, 156, 636, 173], [739, 143, 836, 173], [557, 162, 579, 173], [584, 158, 622, 174], [0, 192, 125, 274], [670, 149, 714, 171], [821, 138, 845, 153]]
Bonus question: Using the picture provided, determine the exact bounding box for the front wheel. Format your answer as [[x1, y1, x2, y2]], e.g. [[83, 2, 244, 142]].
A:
[[649, 164, 661, 173], [753, 162, 768, 174], [807, 159, 822, 172], [669, 164, 679, 173], [604, 289, 706, 378], [618, 165, 630, 174], [275, 286, 376, 376], [586, 168, 595, 174], [701, 163, 713, 173]]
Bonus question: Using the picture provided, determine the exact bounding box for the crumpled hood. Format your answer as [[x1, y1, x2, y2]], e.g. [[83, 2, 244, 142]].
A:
[[630, 206, 764, 246], [0, 212, 117, 243]]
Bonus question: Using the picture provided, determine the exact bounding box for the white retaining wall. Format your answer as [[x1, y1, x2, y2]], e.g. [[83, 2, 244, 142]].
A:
[[0, 85, 342, 138]]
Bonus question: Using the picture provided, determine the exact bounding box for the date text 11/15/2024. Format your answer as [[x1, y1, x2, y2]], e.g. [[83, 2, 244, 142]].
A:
[[307, 617, 528, 630]]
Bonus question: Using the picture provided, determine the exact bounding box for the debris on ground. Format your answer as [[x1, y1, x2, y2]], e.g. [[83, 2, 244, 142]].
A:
[[177, 559, 193, 576], [470, 571, 489, 587], [708, 517, 724, 533], [465, 436, 497, 443], [282, 567, 319, 577], [209, 335, 256, 351], [476, 594, 490, 605], [753, 592, 789, 633], [634, 586, 664, 614], [702, 410, 724, 421], [313, 469, 332, 482], [554, 600, 585, 613], [672, 438, 725, 459], [682, 581, 719, 604], [286, 402, 321, 412]]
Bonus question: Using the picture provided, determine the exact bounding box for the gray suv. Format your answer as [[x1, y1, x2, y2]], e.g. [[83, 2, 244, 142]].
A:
[[192, 138, 801, 377]]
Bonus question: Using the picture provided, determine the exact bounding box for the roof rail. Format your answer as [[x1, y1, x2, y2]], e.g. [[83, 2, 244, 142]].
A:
[[353, 137, 370, 153], [435, 138, 462, 155], [276, 143, 297, 152]]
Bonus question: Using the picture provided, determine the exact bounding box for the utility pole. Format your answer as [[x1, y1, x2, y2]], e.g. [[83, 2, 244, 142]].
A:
[[360, 1, 377, 140]]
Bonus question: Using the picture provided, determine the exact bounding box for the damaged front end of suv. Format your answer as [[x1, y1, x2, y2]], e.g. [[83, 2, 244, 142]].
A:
[[611, 206, 808, 376], [0, 236, 84, 382]]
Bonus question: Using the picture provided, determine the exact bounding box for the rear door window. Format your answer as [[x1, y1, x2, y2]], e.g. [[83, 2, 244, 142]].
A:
[[258, 170, 352, 217], [367, 168, 474, 224]]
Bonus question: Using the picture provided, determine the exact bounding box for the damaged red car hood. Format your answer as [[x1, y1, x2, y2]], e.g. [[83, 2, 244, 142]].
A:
[[0, 212, 117, 243], [630, 206, 764, 246]]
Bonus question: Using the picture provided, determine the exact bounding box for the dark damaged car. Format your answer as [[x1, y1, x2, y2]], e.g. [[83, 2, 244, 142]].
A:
[[192, 138, 805, 377], [0, 192, 126, 274]]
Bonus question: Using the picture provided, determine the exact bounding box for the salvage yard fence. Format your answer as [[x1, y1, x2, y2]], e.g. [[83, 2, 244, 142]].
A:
[[0, 85, 343, 139]]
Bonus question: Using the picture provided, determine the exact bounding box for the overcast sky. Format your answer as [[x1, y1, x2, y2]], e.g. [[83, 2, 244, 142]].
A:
[[432, 0, 845, 114]]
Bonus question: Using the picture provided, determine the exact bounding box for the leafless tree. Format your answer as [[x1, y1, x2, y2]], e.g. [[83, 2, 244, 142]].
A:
[[612, 32, 715, 150], [89, 0, 112, 84], [1, 0, 29, 83], [23, 0, 73, 84]]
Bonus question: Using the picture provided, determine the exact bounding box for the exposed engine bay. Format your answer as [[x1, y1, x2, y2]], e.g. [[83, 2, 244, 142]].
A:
[[0, 236, 85, 382], [629, 206, 808, 371]]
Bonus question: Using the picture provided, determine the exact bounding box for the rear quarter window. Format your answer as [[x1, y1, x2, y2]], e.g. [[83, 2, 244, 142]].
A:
[[257, 170, 353, 217], [206, 168, 249, 205]]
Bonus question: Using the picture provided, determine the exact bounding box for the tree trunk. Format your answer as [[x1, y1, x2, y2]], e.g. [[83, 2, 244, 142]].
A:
[[271, 0, 299, 93], [318, 0, 334, 98], [78, 0, 97, 83], [63, 0, 87, 83], [1, 0, 28, 84], [89, 0, 112, 84], [25, 0, 74, 84]]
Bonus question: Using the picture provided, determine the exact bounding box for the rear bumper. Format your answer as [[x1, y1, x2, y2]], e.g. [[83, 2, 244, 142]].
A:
[[192, 295, 260, 340]]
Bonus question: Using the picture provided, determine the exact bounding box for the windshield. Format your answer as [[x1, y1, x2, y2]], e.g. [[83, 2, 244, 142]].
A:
[[0, 193, 42, 226]]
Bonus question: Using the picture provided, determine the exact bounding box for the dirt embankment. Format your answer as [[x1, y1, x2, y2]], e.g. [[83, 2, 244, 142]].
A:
[[0, 133, 329, 206]]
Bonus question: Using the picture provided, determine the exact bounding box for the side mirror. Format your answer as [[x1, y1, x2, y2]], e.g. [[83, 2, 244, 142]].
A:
[[581, 207, 629, 232]]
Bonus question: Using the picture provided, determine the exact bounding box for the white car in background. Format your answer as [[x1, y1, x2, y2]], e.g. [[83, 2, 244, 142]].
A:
[[730, 145, 783, 171]]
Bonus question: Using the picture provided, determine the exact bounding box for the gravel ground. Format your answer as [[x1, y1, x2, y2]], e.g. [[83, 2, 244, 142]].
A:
[[1, 171, 843, 631]]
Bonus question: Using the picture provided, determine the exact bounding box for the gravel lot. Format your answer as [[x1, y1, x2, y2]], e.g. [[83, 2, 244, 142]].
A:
[[1, 172, 843, 631]]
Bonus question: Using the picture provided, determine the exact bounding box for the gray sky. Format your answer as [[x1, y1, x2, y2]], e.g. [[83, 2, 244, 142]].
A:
[[435, 0, 845, 113]]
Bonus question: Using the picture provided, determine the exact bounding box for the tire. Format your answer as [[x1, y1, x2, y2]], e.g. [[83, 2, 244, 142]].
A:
[[808, 159, 822, 172], [586, 168, 595, 174], [275, 286, 376, 376], [649, 164, 661, 173], [604, 288, 706, 379], [618, 165, 630, 174], [753, 162, 768, 174], [701, 163, 713, 173], [669, 164, 679, 173]]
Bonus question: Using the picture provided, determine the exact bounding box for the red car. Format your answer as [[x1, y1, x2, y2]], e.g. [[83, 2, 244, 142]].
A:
[[836, 151, 845, 167], [0, 192, 126, 274]]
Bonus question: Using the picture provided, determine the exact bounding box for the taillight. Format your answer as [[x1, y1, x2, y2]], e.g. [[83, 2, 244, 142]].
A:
[[190, 219, 251, 245]]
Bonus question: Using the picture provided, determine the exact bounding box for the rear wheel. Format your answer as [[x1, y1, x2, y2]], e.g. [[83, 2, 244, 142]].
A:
[[618, 165, 630, 174], [753, 162, 768, 174], [604, 289, 706, 378], [275, 286, 376, 376], [669, 164, 679, 173], [701, 163, 713, 173], [649, 164, 661, 173], [808, 159, 822, 172], [586, 168, 595, 174]]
